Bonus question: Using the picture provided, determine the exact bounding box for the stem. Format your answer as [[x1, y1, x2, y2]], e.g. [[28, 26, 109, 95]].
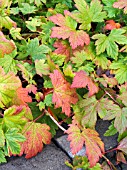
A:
[[46, 110, 66, 132], [34, 111, 45, 122], [105, 148, 117, 154], [102, 155, 117, 170], [104, 90, 121, 106]]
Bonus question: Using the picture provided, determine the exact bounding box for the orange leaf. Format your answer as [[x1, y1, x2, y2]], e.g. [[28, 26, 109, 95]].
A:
[[12, 87, 32, 106], [19, 122, 51, 159], [50, 70, 78, 116], [71, 70, 99, 96], [0, 31, 15, 58], [66, 123, 104, 167], [104, 20, 121, 30]]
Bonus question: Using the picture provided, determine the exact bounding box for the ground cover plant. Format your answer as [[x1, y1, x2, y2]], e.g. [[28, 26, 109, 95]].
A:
[[1, 0, 127, 169]]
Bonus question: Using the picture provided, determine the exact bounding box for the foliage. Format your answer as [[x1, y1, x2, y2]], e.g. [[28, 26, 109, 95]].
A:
[[1, 0, 127, 169]]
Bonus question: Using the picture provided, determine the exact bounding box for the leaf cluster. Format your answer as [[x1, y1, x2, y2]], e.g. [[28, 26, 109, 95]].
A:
[[1, 0, 127, 169]]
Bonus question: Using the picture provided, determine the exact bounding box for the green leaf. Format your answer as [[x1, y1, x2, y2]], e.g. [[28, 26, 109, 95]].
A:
[[102, 0, 119, 17], [26, 17, 41, 32], [10, 27, 23, 40], [92, 29, 127, 59], [73, 0, 107, 30], [3, 105, 33, 130], [104, 107, 127, 134], [44, 94, 53, 106], [19, 3, 37, 15], [0, 128, 5, 147], [0, 54, 18, 74], [110, 62, 127, 84], [50, 53, 66, 66], [35, 59, 49, 76], [0, 15, 16, 30], [0, 150, 6, 163], [93, 54, 109, 69], [44, 80, 53, 88], [18, 63, 36, 84], [104, 121, 117, 136], [0, 67, 21, 108], [5, 128, 26, 155], [26, 38, 50, 61], [10, 7, 19, 15]]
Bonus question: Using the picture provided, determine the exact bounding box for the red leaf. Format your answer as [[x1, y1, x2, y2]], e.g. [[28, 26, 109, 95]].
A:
[[12, 87, 32, 106], [50, 70, 78, 116], [113, 0, 127, 14], [117, 137, 127, 154], [66, 123, 104, 167], [0, 31, 15, 57], [49, 11, 90, 49], [104, 20, 121, 30], [53, 40, 71, 61], [26, 84, 37, 94], [71, 70, 99, 96], [19, 122, 51, 159]]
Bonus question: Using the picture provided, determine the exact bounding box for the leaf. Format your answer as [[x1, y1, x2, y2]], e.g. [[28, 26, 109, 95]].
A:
[[26, 84, 37, 94], [109, 62, 127, 84], [3, 105, 33, 130], [104, 106, 127, 134], [50, 70, 78, 116], [18, 63, 36, 84], [92, 29, 127, 59], [49, 11, 90, 49], [12, 87, 32, 106], [104, 121, 117, 136], [10, 27, 23, 40], [35, 59, 50, 76], [0, 67, 21, 108], [0, 15, 16, 29], [66, 123, 104, 167], [0, 54, 18, 74], [50, 53, 66, 66], [104, 20, 121, 30], [0, 150, 6, 163], [19, 3, 37, 15], [26, 17, 41, 32], [53, 40, 71, 61], [118, 91, 127, 106], [5, 128, 26, 155], [19, 122, 51, 158], [73, 0, 107, 30], [0, 128, 5, 147], [26, 38, 50, 61], [71, 70, 99, 96], [78, 96, 115, 128], [113, 0, 127, 14], [0, 0, 9, 8], [102, 0, 119, 18], [0, 31, 15, 58], [117, 136, 127, 154], [93, 54, 109, 69], [116, 151, 127, 164]]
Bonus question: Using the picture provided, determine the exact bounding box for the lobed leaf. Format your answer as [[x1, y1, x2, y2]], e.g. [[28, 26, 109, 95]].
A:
[[71, 70, 99, 96], [49, 11, 90, 49], [50, 70, 78, 116], [113, 0, 127, 14], [19, 122, 52, 158], [0, 31, 15, 58]]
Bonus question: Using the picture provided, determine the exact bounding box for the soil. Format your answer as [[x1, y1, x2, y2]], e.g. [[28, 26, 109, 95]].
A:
[[1, 119, 127, 170]]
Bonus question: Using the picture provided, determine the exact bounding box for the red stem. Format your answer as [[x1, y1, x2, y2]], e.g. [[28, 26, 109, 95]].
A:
[[34, 111, 45, 122]]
